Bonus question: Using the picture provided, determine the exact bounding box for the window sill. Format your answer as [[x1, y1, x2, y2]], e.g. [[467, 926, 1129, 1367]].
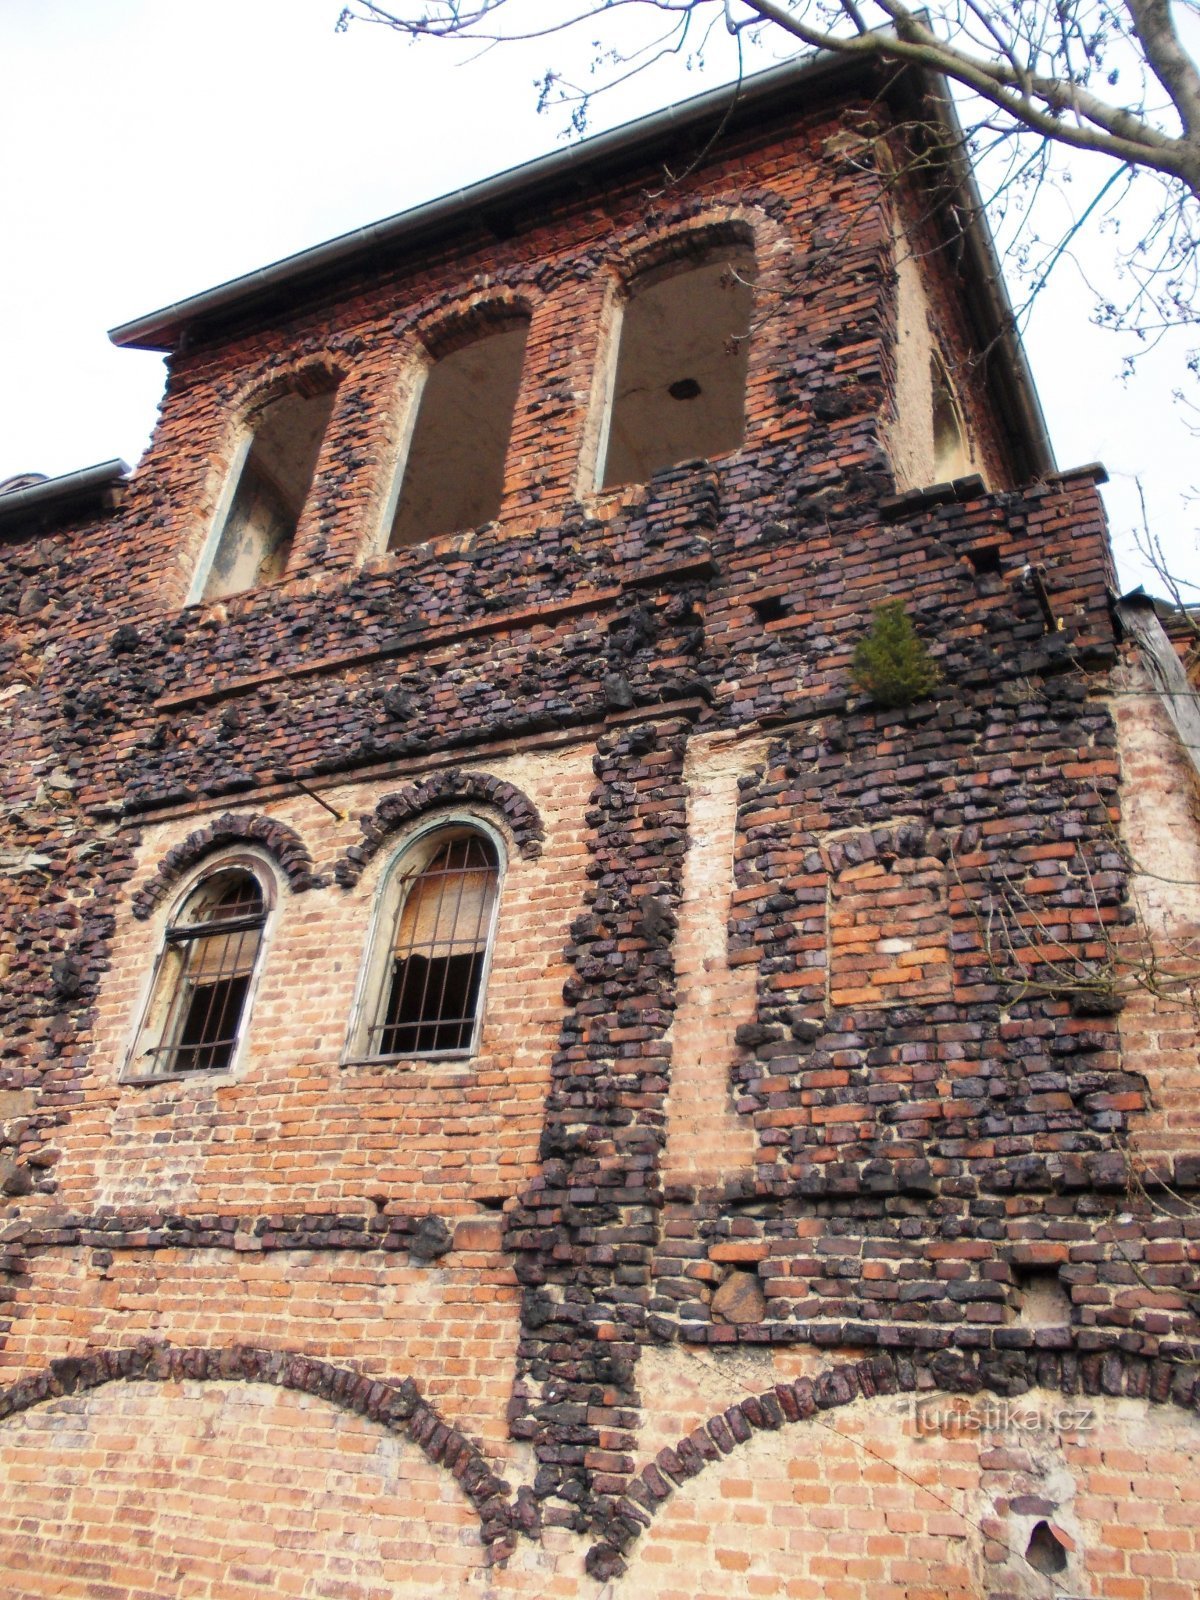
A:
[[121, 1068, 234, 1087], [339, 1052, 475, 1073]]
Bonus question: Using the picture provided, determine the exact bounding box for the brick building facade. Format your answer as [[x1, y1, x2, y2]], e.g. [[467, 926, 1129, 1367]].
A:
[[1, 52, 1198, 1599]]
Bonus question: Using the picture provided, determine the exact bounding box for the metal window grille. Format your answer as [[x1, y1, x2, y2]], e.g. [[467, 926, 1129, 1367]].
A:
[[145, 870, 266, 1074], [370, 831, 499, 1058]]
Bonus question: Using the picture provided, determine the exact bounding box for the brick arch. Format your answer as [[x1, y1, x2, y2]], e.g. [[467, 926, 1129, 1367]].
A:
[[334, 770, 544, 888], [605, 200, 790, 288], [614, 216, 757, 290], [584, 1346, 1200, 1579], [392, 283, 538, 355], [131, 812, 320, 919], [0, 1342, 520, 1561], [224, 351, 346, 421]]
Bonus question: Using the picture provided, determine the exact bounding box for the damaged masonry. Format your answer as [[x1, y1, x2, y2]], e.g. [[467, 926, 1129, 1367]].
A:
[[1, 49, 1200, 1600]]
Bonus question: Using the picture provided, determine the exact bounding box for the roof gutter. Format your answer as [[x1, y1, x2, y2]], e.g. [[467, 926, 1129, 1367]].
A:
[[106, 49, 868, 353], [0, 459, 130, 534], [107, 47, 1053, 480]]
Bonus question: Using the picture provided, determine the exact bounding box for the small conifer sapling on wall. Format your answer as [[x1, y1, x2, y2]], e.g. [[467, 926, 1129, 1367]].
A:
[[851, 601, 942, 707]]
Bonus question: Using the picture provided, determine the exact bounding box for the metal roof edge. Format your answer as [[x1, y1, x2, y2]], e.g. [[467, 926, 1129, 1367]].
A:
[[105, 44, 1054, 482], [0, 459, 130, 533], [106, 48, 869, 353]]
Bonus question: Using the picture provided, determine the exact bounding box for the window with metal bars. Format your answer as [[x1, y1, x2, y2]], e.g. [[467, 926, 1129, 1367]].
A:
[[360, 827, 501, 1060], [127, 867, 268, 1078]]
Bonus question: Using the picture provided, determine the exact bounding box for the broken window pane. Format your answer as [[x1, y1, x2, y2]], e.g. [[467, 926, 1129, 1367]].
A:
[[600, 249, 754, 490], [389, 321, 529, 550]]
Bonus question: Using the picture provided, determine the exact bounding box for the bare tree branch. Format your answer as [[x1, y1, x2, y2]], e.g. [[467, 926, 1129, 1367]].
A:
[[340, 1, 1200, 186]]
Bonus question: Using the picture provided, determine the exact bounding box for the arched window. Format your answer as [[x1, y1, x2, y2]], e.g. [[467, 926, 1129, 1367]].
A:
[[351, 824, 502, 1060], [598, 242, 755, 490], [387, 315, 529, 550], [197, 377, 338, 601], [126, 865, 269, 1079]]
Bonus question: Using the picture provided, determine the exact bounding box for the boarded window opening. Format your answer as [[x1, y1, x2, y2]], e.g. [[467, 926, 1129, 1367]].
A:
[[129, 868, 267, 1078], [203, 386, 336, 600], [389, 320, 529, 550], [599, 250, 754, 490]]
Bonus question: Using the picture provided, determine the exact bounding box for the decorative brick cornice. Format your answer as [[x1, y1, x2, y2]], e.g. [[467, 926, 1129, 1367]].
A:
[[131, 813, 320, 919], [0, 1342, 530, 1563], [334, 770, 544, 888]]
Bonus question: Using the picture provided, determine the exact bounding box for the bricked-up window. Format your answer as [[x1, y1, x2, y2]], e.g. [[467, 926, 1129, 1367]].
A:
[[353, 826, 502, 1060], [598, 247, 754, 490], [127, 867, 269, 1079], [198, 381, 337, 601], [388, 318, 529, 550]]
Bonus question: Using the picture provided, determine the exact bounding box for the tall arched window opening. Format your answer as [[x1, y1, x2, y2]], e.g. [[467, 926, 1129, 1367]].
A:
[[353, 825, 502, 1060], [388, 317, 529, 550], [127, 866, 269, 1078], [598, 245, 755, 490], [199, 381, 337, 600]]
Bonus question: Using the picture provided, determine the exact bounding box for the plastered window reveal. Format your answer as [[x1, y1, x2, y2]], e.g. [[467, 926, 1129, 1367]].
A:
[[387, 316, 530, 548], [1109, 653, 1200, 1155], [932, 350, 972, 481], [888, 215, 983, 492]]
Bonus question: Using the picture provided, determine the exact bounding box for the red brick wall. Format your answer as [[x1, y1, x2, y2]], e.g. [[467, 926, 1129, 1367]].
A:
[[0, 1381, 482, 1598], [1, 1373, 1196, 1598], [1, 72, 1197, 1600]]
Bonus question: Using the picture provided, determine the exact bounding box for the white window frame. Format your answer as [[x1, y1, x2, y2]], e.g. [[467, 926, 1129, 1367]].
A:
[[343, 814, 506, 1067], [121, 849, 278, 1084]]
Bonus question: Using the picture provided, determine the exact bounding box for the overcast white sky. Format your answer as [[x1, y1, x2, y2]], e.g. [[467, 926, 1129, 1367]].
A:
[[1, 0, 1195, 594]]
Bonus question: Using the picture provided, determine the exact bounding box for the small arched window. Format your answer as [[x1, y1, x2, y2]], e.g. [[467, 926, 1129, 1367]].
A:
[[351, 825, 502, 1061], [127, 866, 269, 1079]]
